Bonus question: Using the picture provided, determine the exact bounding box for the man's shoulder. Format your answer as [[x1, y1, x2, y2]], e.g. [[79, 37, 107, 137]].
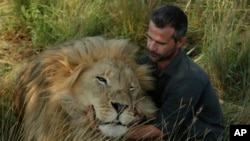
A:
[[178, 54, 210, 84]]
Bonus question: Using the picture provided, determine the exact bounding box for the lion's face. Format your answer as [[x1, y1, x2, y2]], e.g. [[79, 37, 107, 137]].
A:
[[73, 59, 142, 137], [14, 37, 157, 140]]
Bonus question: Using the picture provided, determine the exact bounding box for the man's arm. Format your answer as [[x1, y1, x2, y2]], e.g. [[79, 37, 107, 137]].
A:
[[126, 124, 162, 139]]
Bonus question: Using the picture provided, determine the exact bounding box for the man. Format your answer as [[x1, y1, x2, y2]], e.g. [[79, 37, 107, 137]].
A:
[[125, 5, 225, 141]]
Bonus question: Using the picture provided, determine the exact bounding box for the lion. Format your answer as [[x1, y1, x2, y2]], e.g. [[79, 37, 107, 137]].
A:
[[13, 37, 157, 141]]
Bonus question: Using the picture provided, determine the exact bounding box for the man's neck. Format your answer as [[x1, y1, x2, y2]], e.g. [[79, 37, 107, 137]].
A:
[[157, 48, 179, 72]]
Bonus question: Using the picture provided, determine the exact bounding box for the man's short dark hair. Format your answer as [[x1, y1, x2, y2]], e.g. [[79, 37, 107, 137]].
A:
[[150, 5, 188, 42]]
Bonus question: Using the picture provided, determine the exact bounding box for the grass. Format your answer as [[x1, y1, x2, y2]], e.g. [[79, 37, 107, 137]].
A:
[[200, 0, 250, 101], [0, 0, 250, 140]]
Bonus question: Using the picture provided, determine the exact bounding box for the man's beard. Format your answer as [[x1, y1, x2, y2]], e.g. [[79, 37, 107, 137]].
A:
[[148, 45, 178, 62]]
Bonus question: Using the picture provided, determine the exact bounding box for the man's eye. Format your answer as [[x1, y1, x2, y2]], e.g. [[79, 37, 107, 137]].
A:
[[157, 42, 167, 46], [96, 76, 107, 85]]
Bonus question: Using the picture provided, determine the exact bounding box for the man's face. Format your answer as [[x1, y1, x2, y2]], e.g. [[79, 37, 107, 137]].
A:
[[147, 21, 178, 62]]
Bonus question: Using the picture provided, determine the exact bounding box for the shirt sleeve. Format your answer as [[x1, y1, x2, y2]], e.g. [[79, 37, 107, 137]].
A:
[[153, 79, 203, 134]]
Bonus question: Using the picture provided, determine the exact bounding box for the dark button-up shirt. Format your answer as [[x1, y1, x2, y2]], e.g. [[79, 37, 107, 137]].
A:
[[139, 49, 225, 141]]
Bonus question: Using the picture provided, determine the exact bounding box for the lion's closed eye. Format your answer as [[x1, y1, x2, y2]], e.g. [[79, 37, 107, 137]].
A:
[[129, 86, 135, 92], [96, 76, 108, 85]]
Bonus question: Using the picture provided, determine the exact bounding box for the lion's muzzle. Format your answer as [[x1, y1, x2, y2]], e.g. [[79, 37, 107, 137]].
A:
[[92, 103, 134, 138], [99, 124, 128, 138]]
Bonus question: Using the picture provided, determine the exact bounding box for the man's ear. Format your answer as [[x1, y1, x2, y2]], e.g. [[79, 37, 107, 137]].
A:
[[176, 36, 186, 48]]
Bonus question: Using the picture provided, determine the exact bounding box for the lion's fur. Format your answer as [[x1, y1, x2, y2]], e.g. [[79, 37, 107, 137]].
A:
[[13, 37, 157, 141]]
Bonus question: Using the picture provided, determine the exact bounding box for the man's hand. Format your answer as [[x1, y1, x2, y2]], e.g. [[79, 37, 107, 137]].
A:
[[86, 105, 99, 131]]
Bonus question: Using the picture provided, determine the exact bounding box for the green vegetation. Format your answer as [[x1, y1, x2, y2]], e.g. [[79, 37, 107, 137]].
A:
[[1, 0, 249, 140]]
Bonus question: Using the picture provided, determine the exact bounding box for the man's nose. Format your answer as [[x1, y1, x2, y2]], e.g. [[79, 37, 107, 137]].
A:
[[148, 41, 157, 51]]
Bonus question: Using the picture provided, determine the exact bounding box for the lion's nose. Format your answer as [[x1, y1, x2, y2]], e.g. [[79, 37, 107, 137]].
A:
[[111, 102, 128, 114]]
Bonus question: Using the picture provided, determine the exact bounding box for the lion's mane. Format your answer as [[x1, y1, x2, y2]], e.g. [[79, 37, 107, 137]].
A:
[[14, 37, 157, 141]]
